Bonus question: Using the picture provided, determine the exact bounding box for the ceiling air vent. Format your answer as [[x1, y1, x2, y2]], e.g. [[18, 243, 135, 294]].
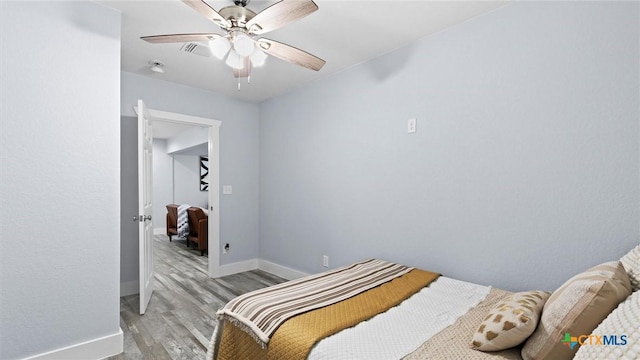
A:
[[179, 42, 212, 58]]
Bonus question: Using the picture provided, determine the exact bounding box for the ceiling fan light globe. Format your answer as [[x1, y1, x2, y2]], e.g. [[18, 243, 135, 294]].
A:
[[210, 37, 231, 59], [233, 33, 255, 57], [225, 49, 244, 70], [250, 48, 267, 67]]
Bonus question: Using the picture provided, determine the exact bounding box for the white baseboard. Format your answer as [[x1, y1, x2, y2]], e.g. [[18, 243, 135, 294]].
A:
[[258, 259, 310, 280], [24, 328, 123, 360], [120, 280, 139, 297], [214, 259, 310, 280], [217, 259, 259, 277], [153, 227, 165, 235]]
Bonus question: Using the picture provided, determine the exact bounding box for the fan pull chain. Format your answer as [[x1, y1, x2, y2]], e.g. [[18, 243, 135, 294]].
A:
[[237, 76, 251, 91]]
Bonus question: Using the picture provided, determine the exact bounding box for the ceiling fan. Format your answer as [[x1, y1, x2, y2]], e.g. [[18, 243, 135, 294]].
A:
[[141, 0, 325, 82]]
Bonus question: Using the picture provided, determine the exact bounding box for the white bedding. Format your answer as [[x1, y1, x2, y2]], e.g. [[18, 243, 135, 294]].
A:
[[307, 276, 491, 360]]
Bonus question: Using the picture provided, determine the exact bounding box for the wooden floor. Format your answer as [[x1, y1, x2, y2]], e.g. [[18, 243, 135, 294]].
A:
[[110, 235, 287, 360]]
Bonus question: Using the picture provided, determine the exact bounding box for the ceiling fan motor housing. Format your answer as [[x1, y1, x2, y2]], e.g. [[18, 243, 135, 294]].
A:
[[220, 5, 256, 29]]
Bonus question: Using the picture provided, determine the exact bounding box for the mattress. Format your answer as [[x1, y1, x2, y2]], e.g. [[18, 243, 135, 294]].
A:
[[307, 276, 492, 360], [208, 267, 521, 360]]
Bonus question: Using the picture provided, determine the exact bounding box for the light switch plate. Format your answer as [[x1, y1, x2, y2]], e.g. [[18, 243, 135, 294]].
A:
[[223, 185, 232, 195]]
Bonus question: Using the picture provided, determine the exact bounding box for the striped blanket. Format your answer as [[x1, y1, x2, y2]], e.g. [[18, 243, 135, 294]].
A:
[[216, 259, 414, 348], [177, 204, 190, 238]]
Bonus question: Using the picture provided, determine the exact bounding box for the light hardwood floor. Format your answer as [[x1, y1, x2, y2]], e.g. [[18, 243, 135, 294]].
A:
[[110, 235, 286, 359]]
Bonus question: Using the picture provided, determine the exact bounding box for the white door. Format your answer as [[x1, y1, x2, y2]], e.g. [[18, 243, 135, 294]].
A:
[[137, 99, 154, 314]]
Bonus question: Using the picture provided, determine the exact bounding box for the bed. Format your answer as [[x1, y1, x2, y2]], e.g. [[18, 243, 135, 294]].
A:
[[207, 247, 640, 360]]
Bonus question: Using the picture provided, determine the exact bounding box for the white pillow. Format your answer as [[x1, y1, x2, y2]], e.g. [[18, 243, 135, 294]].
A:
[[574, 290, 640, 359], [621, 244, 640, 292]]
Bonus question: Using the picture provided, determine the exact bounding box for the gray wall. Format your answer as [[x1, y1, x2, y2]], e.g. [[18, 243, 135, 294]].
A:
[[174, 154, 209, 208], [0, 2, 122, 358], [258, 1, 640, 291], [121, 72, 260, 265]]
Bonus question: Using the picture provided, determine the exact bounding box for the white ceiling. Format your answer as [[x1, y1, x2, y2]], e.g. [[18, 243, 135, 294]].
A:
[[101, 0, 507, 106], [152, 119, 200, 139]]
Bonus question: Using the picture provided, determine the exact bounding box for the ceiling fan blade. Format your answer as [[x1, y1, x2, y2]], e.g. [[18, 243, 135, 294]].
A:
[[257, 38, 325, 71], [246, 0, 318, 35], [141, 33, 221, 44], [181, 0, 231, 29]]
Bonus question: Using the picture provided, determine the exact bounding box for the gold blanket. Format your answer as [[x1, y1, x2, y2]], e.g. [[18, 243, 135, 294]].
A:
[[215, 269, 439, 360]]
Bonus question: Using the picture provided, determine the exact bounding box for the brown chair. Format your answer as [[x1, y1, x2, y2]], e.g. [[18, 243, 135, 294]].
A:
[[187, 207, 208, 256], [166, 204, 179, 241]]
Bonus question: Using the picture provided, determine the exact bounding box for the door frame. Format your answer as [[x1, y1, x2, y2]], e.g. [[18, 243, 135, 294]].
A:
[[135, 106, 223, 278]]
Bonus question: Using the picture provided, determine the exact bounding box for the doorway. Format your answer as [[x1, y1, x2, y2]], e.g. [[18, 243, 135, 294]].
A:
[[143, 107, 222, 279], [153, 122, 208, 255], [120, 107, 222, 301]]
